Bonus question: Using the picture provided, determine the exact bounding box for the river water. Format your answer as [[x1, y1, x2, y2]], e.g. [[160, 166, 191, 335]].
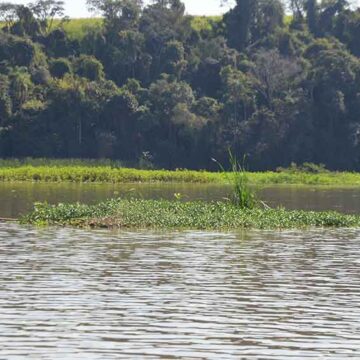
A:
[[1, 183, 360, 358], [1, 224, 360, 359], [2, 182, 360, 218]]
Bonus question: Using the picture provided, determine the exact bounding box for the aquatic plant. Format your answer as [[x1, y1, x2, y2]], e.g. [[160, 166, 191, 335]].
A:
[[212, 151, 257, 209], [21, 199, 360, 230]]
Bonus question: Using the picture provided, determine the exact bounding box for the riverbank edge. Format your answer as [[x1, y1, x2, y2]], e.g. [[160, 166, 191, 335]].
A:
[[2, 166, 360, 186], [21, 199, 360, 230]]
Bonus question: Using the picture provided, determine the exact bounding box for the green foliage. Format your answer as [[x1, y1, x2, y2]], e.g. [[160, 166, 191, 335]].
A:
[[21, 198, 360, 230], [228, 152, 257, 209], [8, 37, 37, 67], [87, 0, 142, 34], [224, 0, 284, 51], [3, 15, 223, 39], [2, 16, 223, 39], [75, 55, 104, 81], [49, 57, 72, 78], [277, 162, 329, 174], [2, 162, 360, 186], [190, 15, 222, 32], [31, 66, 51, 85], [0, 1, 360, 171], [0, 75, 12, 120], [8, 68, 33, 111], [30, 0, 66, 34], [0, 158, 124, 167], [213, 151, 257, 209]]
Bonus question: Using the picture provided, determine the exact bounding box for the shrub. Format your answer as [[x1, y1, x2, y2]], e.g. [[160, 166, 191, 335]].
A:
[[75, 55, 104, 81], [50, 58, 72, 78], [31, 66, 51, 85]]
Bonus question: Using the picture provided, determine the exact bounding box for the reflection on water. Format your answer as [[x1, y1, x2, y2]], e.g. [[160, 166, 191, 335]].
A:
[[2, 182, 360, 218], [1, 223, 360, 359]]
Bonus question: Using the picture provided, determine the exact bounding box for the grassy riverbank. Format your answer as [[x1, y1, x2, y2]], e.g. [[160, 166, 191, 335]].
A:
[[2, 165, 360, 186], [22, 199, 360, 230]]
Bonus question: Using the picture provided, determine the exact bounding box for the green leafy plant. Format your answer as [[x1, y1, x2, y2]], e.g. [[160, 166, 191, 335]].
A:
[[277, 162, 329, 174], [21, 198, 360, 230], [174, 193, 183, 200], [212, 150, 257, 209]]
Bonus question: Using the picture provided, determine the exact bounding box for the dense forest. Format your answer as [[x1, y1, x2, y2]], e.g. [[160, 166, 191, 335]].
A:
[[0, 0, 359, 170]]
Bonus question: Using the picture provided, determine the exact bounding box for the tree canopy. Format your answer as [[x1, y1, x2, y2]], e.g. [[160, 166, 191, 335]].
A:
[[0, 0, 360, 170]]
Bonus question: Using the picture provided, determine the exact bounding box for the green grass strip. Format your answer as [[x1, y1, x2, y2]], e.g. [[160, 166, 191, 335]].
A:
[[2, 165, 360, 186], [21, 199, 360, 230]]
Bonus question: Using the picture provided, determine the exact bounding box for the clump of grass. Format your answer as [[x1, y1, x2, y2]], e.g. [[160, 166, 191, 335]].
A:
[[213, 151, 257, 209], [21, 198, 360, 230]]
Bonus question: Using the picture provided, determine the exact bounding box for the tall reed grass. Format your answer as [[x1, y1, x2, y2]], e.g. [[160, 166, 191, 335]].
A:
[[212, 151, 257, 209]]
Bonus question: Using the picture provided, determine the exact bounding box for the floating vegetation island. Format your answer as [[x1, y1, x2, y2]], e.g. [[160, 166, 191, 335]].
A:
[[21, 199, 360, 230]]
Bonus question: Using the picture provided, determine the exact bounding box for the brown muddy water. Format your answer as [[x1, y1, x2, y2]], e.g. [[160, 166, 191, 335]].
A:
[[1, 183, 360, 358], [2, 182, 360, 218], [0, 224, 360, 359]]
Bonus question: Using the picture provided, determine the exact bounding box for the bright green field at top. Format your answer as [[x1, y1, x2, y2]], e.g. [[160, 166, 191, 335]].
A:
[[1, 15, 294, 40]]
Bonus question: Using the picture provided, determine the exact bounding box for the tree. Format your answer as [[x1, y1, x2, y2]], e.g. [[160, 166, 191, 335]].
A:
[[334, 8, 360, 56], [224, 0, 284, 51], [160, 40, 186, 78], [43, 28, 73, 58], [1, 0, 360, 170], [0, 75, 12, 122], [318, 0, 349, 35], [109, 30, 145, 84], [9, 5, 42, 38], [305, 0, 319, 35], [250, 49, 303, 109], [309, 49, 360, 168], [50, 57, 72, 78], [289, 0, 305, 20], [148, 74, 196, 167], [9, 68, 33, 111], [75, 55, 105, 81], [30, 0, 66, 34], [224, 0, 253, 51], [31, 66, 51, 85], [0, 3, 19, 31], [8, 37, 37, 67], [101, 89, 139, 159], [220, 65, 255, 123], [140, 0, 187, 55], [87, 0, 143, 35]]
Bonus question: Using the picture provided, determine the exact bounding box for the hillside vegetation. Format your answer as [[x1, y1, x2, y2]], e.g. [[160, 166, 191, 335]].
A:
[[0, 0, 360, 171]]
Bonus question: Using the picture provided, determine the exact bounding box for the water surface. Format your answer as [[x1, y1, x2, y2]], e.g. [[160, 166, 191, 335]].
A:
[[2, 182, 360, 218], [1, 224, 360, 359]]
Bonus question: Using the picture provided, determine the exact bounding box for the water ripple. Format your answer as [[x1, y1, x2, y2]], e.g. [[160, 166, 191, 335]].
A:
[[1, 224, 360, 359]]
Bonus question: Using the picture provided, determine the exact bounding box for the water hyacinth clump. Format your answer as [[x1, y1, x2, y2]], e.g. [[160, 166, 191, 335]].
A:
[[21, 199, 360, 230]]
